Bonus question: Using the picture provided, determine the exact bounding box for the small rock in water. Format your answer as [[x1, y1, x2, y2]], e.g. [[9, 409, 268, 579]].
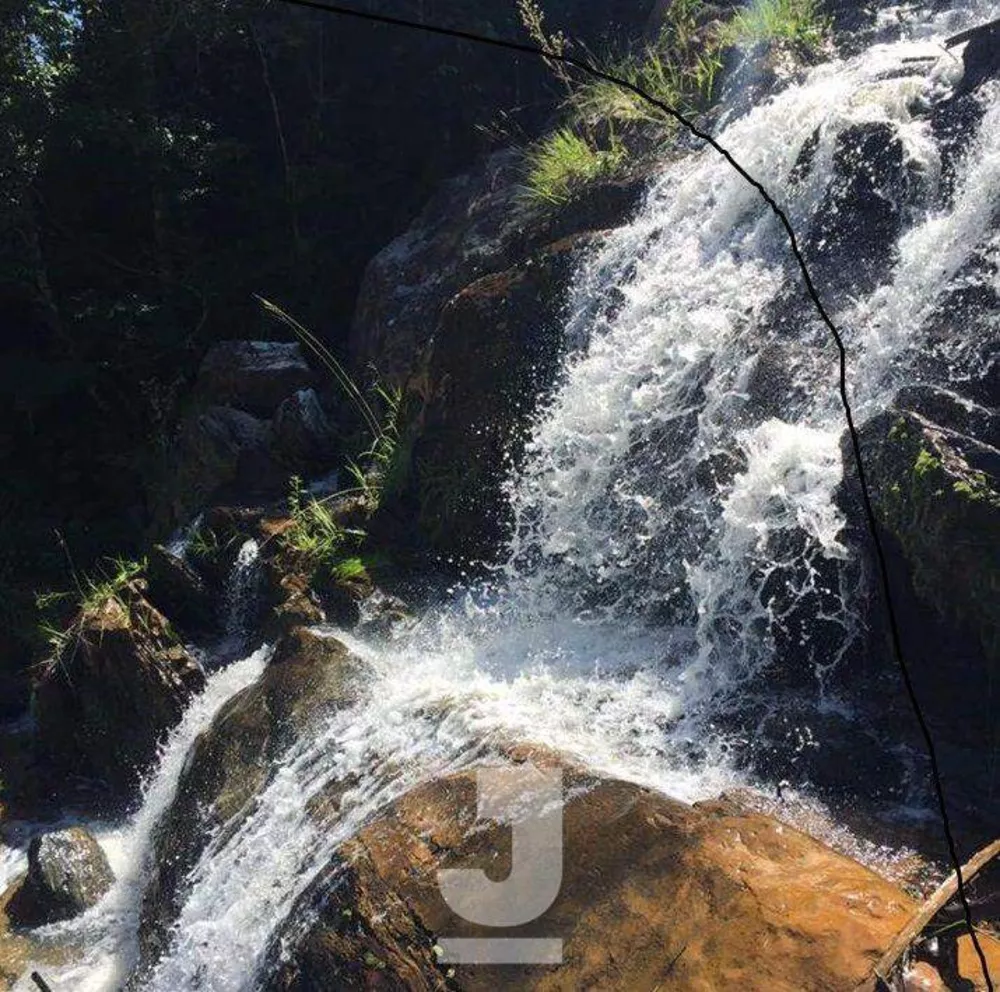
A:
[[8, 827, 114, 925]]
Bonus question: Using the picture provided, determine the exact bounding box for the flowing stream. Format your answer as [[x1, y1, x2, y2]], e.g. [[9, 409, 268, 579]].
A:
[[15, 3, 1000, 987]]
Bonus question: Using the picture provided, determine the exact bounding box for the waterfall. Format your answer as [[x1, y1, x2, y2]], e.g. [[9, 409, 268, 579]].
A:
[[14, 648, 271, 992], [220, 539, 263, 655], [19, 3, 1000, 987]]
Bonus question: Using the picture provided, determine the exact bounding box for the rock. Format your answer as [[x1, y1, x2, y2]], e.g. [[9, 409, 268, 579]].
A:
[[7, 827, 114, 926], [953, 21, 1000, 98], [195, 341, 317, 416], [163, 406, 286, 528], [0, 880, 68, 987], [135, 628, 368, 975], [806, 121, 917, 300], [270, 388, 338, 467], [350, 150, 648, 389], [33, 590, 205, 805], [903, 960, 948, 991], [146, 544, 217, 639], [838, 401, 1000, 834], [849, 406, 1000, 666], [259, 750, 915, 992], [380, 232, 605, 560]]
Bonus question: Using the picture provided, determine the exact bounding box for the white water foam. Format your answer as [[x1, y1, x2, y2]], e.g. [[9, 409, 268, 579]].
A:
[[17, 647, 271, 992]]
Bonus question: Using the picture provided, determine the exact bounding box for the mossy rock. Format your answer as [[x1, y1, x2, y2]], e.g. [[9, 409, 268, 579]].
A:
[[859, 409, 1000, 662]]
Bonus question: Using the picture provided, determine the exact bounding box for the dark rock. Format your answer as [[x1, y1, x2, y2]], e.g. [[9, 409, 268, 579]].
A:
[[381, 232, 606, 560], [259, 749, 915, 992], [33, 591, 205, 805], [953, 21, 1000, 99], [134, 629, 368, 976], [806, 121, 917, 300], [350, 150, 648, 388], [164, 406, 287, 528], [7, 827, 114, 926], [848, 406, 1000, 661], [146, 544, 217, 639], [195, 341, 317, 416], [837, 401, 1000, 831], [270, 388, 338, 468]]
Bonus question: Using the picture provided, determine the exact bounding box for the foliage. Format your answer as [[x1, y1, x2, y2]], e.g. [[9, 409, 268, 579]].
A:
[[720, 0, 829, 53], [519, 0, 726, 204], [280, 475, 368, 593], [36, 554, 148, 657], [523, 127, 625, 205]]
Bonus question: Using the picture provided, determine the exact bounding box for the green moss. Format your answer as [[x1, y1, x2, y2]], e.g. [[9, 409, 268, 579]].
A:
[[913, 447, 941, 478]]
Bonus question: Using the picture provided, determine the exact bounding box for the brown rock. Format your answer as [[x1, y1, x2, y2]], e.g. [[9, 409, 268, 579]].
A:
[[33, 591, 205, 805], [902, 960, 947, 991], [261, 751, 916, 991]]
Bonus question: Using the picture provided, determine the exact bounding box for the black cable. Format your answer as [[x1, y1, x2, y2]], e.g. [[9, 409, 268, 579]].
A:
[[274, 1, 994, 984]]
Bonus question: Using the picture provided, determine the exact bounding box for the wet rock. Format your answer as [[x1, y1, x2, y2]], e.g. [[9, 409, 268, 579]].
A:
[[270, 388, 338, 467], [953, 21, 1000, 99], [135, 628, 368, 976], [7, 827, 114, 926], [382, 232, 604, 560], [806, 121, 916, 300], [838, 401, 1000, 835], [0, 882, 68, 986], [850, 406, 1000, 664], [195, 341, 317, 416], [33, 590, 204, 805], [146, 544, 217, 639], [260, 749, 914, 992], [350, 150, 648, 388]]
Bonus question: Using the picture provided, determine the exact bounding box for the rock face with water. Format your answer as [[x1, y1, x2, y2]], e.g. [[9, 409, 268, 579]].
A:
[[352, 151, 649, 557], [33, 589, 205, 804], [7, 827, 114, 926], [135, 628, 368, 976], [261, 750, 914, 992], [147, 544, 217, 640]]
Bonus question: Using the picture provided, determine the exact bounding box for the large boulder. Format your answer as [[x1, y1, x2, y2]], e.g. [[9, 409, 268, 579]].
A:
[[33, 589, 205, 806], [839, 393, 1000, 832], [195, 341, 317, 417], [260, 750, 917, 992], [7, 827, 114, 926], [270, 387, 338, 468], [134, 628, 369, 975], [351, 151, 648, 389]]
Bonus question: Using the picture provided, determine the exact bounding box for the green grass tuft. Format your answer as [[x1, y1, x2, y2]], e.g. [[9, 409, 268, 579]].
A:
[[523, 127, 626, 205], [721, 0, 829, 52]]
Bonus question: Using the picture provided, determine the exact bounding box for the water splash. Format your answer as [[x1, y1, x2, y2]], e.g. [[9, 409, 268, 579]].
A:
[[17, 648, 271, 992]]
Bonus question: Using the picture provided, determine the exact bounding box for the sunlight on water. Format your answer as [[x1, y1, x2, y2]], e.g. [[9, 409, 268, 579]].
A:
[[22, 2, 1000, 987]]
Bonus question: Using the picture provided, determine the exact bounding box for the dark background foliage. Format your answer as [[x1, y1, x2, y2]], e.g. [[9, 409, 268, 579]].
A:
[[0, 0, 654, 700]]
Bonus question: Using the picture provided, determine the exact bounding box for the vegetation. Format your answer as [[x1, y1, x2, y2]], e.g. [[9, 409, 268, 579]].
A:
[[36, 554, 151, 658], [721, 0, 829, 53], [519, 0, 828, 204], [524, 127, 626, 204]]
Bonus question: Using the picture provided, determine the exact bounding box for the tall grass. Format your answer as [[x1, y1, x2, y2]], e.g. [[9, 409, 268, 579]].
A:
[[523, 127, 626, 204], [722, 0, 829, 52]]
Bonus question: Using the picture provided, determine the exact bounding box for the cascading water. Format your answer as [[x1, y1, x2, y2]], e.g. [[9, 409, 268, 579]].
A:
[[220, 539, 263, 655], [17, 4, 1000, 988]]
